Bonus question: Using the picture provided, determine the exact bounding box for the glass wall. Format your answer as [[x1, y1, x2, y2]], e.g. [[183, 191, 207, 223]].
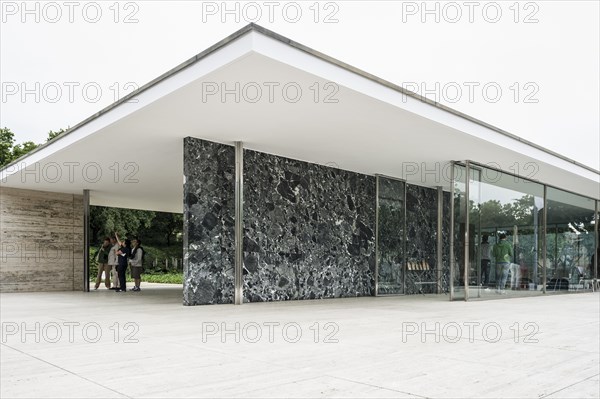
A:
[[546, 188, 597, 292], [451, 163, 467, 300], [376, 176, 405, 295], [452, 160, 598, 300], [376, 177, 447, 296], [404, 184, 440, 294], [468, 164, 544, 299]]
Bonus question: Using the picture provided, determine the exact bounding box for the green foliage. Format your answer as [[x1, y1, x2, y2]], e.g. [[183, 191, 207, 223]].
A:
[[90, 206, 156, 242], [89, 209, 183, 248], [47, 128, 67, 141], [138, 273, 183, 284], [11, 141, 39, 159], [0, 127, 68, 167], [471, 195, 537, 228], [0, 127, 39, 166], [142, 244, 183, 264], [0, 127, 15, 167], [138, 212, 183, 246]]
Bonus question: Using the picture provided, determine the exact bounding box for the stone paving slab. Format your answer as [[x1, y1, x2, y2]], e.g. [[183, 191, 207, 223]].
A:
[[1, 284, 598, 398]]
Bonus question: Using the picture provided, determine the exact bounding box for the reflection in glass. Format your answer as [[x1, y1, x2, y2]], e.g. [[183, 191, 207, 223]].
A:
[[451, 163, 467, 300], [451, 161, 597, 300], [377, 177, 405, 295], [468, 165, 544, 299], [546, 188, 596, 292], [405, 184, 439, 294]]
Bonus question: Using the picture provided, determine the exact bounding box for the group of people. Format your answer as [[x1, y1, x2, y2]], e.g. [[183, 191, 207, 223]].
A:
[[94, 233, 144, 292], [482, 233, 600, 294], [480, 233, 515, 294]]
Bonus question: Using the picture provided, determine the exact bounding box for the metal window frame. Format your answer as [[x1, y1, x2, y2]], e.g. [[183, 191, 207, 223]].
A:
[[542, 185, 547, 294], [595, 200, 599, 281], [464, 161, 470, 301], [463, 160, 597, 202], [83, 189, 90, 292], [374, 174, 407, 296], [449, 162, 456, 300]]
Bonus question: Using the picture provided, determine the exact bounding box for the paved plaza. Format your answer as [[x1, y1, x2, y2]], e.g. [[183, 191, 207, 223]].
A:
[[1, 285, 598, 398]]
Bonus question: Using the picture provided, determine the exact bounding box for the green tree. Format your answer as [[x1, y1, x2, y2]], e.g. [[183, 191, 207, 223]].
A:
[[11, 141, 39, 160], [472, 195, 537, 229], [0, 127, 15, 167], [138, 212, 183, 246], [0, 127, 66, 167], [505, 195, 535, 225], [89, 206, 156, 244], [47, 128, 67, 141], [476, 199, 505, 227]]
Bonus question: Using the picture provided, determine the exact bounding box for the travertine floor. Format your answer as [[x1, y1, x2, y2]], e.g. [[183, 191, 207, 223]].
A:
[[1, 285, 598, 398]]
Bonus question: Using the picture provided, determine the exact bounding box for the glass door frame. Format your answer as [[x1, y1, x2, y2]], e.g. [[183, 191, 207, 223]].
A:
[[450, 161, 470, 301], [375, 174, 407, 296]]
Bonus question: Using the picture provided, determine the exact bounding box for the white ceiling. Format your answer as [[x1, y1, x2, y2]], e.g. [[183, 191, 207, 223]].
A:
[[1, 27, 598, 213]]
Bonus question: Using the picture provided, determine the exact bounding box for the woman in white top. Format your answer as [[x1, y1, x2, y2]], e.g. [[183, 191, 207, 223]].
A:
[[108, 236, 120, 289]]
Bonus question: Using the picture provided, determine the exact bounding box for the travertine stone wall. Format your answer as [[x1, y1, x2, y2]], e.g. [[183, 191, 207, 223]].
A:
[[0, 187, 84, 292]]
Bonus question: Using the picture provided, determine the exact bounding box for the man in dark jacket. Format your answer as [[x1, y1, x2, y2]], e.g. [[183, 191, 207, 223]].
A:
[[115, 234, 131, 292]]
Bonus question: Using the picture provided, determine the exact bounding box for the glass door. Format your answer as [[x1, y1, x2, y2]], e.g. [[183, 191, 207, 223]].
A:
[[376, 176, 405, 295], [451, 163, 467, 300]]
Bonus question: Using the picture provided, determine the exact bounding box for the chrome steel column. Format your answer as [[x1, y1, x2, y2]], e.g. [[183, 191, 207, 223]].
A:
[[437, 186, 443, 294], [234, 142, 244, 305], [403, 181, 407, 294], [542, 185, 547, 294], [83, 189, 90, 292], [449, 162, 455, 300], [464, 161, 470, 301], [595, 200, 598, 281], [375, 175, 380, 296]]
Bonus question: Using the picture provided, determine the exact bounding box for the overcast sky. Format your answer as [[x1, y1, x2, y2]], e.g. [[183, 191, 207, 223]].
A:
[[1, 1, 599, 170]]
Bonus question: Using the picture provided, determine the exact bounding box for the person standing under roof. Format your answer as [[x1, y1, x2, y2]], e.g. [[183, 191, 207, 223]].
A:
[[493, 233, 513, 295]]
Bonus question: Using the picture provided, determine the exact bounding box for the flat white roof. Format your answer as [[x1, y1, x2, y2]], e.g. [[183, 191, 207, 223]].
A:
[[1, 24, 598, 212]]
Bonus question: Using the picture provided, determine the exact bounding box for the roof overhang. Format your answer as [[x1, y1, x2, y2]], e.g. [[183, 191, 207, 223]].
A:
[[1, 24, 598, 213]]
